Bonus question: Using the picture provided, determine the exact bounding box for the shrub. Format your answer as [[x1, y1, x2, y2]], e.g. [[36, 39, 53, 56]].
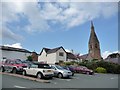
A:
[[64, 62, 73, 66], [95, 67, 107, 73], [27, 56, 33, 61]]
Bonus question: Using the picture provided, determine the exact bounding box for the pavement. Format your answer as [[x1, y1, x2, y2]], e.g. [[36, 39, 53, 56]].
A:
[[1, 72, 119, 89]]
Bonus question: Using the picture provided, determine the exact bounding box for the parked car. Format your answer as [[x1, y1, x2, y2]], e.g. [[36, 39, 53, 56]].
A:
[[22, 60, 33, 67], [22, 63, 54, 79], [50, 65, 72, 78], [62, 66, 75, 76], [75, 66, 94, 75], [0, 59, 27, 73]]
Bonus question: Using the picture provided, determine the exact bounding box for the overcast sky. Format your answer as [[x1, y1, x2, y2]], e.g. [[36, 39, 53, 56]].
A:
[[0, 0, 119, 59]]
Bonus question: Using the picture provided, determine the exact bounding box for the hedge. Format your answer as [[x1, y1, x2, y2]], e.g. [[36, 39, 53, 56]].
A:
[[95, 67, 107, 73]]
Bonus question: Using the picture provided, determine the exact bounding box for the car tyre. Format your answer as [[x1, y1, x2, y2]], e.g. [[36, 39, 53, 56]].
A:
[[22, 70, 26, 76], [0, 67, 5, 72], [37, 73, 43, 79], [72, 72, 74, 76], [86, 72, 89, 75], [12, 68, 17, 74], [58, 73, 63, 78]]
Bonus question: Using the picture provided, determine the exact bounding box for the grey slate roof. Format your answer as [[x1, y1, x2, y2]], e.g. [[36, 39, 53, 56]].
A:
[[47, 47, 63, 54], [40, 46, 66, 55], [105, 53, 120, 64], [0, 46, 31, 53], [79, 54, 88, 60], [67, 52, 77, 60]]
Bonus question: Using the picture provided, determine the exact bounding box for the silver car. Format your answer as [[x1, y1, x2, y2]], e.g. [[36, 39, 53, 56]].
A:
[[50, 65, 72, 78]]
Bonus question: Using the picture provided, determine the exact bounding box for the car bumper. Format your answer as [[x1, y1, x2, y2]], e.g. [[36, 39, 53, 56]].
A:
[[44, 74, 54, 78], [63, 73, 72, 77]]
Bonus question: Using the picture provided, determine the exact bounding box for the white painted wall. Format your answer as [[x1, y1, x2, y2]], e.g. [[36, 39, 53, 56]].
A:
[[38, 50, 56, 64], [67, 59, 79, 62], [46, 53, 56, 64], [1, 49, 31, 61], [56, 48, 66, 62], [38, 50, 47, 62]]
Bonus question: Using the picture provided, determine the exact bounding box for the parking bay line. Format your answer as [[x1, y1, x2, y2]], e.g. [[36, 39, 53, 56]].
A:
[[14, 85, 27, 88], [1, 72, 50, 83]]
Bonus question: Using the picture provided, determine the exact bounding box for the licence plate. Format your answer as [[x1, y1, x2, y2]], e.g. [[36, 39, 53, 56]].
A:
[[47, 70, 51, 72]]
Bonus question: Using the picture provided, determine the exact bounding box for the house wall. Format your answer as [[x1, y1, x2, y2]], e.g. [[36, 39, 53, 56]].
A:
[[31, 52, 38, 61], [46, 53, 56, 64], [38, 50, 57, 64], [56, 48, 67, 62], [67, 59, 79, 62], [1, 49, 31, 61], [38, 50, 47, 62]]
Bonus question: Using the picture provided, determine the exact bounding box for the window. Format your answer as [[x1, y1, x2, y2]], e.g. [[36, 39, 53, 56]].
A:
[[59, 52, 64, 56], [38, 64, 51, 69], [90, 45, 92, 49], [95, 44, 97, 48], [31, 64, 38, 68]]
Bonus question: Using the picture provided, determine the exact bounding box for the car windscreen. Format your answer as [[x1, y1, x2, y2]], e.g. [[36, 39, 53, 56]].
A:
[[55, 65, 64, 70], [37, 64, 51, 69], [15, 59, 23, 64]]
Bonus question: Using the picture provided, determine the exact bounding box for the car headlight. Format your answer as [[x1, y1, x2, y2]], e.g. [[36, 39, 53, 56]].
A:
[[63, 72, 68, 74], [90, 70, 93, 72]]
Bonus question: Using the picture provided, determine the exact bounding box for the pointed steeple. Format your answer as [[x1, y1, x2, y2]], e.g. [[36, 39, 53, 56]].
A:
[[91, 21, 94, 29], [89, 21, 99, 44]]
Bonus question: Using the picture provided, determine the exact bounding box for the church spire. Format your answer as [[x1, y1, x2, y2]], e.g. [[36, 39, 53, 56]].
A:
[[88, 21, 102, 60], [89, 21, 99, 44], [91, 21, 94, 28]]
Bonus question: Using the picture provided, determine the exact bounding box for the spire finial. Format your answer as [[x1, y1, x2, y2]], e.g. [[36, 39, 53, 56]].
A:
[[91, 21, 94, 27]]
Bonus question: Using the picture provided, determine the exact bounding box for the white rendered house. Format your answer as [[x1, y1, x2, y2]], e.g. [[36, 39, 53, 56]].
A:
[[38, 46, 67, 64], [0, 46, 31, 61]]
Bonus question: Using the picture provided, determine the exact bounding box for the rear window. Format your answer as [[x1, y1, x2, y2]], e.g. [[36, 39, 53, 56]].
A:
[[37, 64, 51, 69], [15, 59, 23, 64]]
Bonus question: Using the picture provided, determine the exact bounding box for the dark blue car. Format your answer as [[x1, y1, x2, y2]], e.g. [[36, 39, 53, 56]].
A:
[[62, 66, 75, 76]]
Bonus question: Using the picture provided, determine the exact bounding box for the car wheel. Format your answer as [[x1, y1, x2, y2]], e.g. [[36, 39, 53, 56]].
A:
[[72, 72, 74, 76], [22, 70, 26, 76], [37, 73, 43, 79], [58, 73, 63, 78], [86, 72, 89, 75], [0, 67, 4, 72], [12, 68, 17, 74]]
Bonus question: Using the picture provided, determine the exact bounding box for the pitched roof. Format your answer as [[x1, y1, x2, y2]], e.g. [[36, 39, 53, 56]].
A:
[[47, 47, 63, 54], [67, 52, 77, 60], [0, 46, 31, 53], [107, 53, 120, 58], [40, 46, 66, 55], [43, 48, 51, 52], [78, 54, 88, 60]]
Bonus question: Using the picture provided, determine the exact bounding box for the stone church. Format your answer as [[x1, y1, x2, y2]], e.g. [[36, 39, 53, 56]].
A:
[[80, 21, 102, 60]]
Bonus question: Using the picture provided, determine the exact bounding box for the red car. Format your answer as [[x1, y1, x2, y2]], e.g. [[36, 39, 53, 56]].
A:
[[1, 59, 27, 73], [74, 66, 94, 75]]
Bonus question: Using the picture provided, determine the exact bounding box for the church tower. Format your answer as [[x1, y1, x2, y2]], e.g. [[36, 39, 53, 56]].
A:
[[88, 21, 102, 60]]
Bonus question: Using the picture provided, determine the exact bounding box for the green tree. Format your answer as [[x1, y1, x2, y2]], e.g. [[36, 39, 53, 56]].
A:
[[27, 56, 33, 61]]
